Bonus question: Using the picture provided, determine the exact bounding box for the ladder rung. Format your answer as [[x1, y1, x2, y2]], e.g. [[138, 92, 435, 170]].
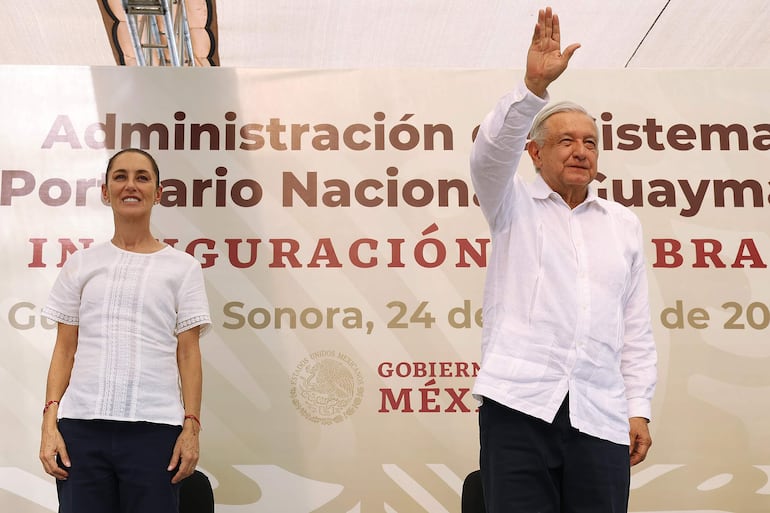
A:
[[126, 7, 166, 15], [125, 0, 166, 15], [125, 0, 164, 6]]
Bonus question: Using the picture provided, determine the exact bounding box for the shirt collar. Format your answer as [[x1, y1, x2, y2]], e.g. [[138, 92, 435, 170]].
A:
[[530, 173, 607, 212]]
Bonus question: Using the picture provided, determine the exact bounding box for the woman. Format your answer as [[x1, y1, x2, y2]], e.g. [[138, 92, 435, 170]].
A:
[[39, 148, 211, 513]]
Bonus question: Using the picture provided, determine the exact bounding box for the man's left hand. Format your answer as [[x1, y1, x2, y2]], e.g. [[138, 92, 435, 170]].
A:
[[629, 416, 652, 466]]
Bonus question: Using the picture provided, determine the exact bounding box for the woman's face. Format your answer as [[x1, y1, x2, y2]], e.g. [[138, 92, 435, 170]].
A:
[[101, 151, 162, 216]]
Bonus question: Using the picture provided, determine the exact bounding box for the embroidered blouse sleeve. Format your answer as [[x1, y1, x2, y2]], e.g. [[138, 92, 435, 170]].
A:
[[175, 259, 212, 337], [41, 253, 82, 325]]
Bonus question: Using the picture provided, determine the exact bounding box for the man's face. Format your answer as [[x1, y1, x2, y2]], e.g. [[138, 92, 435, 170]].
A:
[[528, 111, 599, 195]]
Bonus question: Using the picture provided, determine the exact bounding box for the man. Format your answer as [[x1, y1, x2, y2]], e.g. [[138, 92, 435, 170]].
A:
[[470, 7, 657, 513]]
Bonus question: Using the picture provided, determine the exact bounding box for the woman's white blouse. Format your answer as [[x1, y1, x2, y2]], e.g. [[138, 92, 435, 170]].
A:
[[43, 242, 211, 426]]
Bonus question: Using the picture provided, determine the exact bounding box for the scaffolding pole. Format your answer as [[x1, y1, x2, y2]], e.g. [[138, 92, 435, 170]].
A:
[[122, 0, 194, 66]]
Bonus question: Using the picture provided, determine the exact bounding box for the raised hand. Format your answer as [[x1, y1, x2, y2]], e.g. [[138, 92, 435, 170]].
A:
[[524, 7, 581, 98]]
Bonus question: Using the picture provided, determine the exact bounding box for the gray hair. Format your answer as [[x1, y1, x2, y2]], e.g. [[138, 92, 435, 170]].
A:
[[529, 101, 598, 147]]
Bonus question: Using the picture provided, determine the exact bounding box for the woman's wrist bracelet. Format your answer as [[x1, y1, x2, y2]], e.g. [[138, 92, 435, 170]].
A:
[[184, 414, 202, 430], [43, 400, 59, 415]]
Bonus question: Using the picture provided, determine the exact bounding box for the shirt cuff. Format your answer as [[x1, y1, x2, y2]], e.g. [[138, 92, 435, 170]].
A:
[[627, 397, 652, 422], [502, 81, 550, 119]]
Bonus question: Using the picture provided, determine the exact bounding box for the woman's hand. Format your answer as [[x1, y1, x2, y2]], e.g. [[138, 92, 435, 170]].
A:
[[39, 424, 70, 480], [168, 422, 200, 484]]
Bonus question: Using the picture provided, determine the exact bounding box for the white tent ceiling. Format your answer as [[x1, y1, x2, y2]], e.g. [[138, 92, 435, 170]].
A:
[[2, 1, 769, 68]]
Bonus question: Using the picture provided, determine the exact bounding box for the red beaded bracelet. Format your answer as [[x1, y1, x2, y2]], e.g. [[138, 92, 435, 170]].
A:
[[184, 414, 202, 430], [43, 400, 59, 414]]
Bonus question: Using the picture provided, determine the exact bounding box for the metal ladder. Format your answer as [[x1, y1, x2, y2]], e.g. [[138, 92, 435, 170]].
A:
[[122, 0, 195, 66]]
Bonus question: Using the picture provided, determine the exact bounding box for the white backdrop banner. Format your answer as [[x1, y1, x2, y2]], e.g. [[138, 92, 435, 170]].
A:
[[1, 67, 769, 512]]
